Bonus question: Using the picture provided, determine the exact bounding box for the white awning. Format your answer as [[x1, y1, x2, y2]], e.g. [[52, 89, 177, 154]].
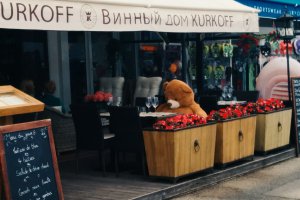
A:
[[0, 0, 259, 32]]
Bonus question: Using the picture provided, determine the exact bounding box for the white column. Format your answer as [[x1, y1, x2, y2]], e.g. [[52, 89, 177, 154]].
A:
[[47, 31, 71, 113]]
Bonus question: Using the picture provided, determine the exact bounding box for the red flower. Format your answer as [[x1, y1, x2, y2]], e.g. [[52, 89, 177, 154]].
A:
[[84, 91, 113, 102], [207, 104, 250, 121], [152, 114, 207, 130], [245, 98, 285, 114]]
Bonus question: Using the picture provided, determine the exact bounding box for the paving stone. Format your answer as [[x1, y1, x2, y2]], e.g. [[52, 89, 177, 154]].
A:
[[172, 158, 300, 200], [265, 179, 300, 199]]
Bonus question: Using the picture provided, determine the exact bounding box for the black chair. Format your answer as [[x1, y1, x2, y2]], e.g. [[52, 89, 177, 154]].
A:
[[235, 91, 259, 102], [197, 95, 219, 114], [135, 97, 147, 107], [108, 106, 147, 176], [37, 106, 76, 154], [70, 103, 114, 176], [13, 112, 38, 123]]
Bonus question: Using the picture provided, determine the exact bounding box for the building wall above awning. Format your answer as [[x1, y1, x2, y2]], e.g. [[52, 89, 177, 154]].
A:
[[0, 0, 259, 32], [263, 0, 300, 5], [236, 0, 300, 19]]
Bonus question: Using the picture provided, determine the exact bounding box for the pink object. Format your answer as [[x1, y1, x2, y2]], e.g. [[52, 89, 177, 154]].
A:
[[256, 57, 300, 100]]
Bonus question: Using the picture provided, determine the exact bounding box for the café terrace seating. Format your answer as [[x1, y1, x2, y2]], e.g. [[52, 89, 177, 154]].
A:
[[70, 103, 115, 176], [133, 76, 162, 105], [235, 90, 259, 102], [37, 106, 76, 154], [197, 95, 219, 114], [99, 77, 125, 100], [108, 106, 147, 176]]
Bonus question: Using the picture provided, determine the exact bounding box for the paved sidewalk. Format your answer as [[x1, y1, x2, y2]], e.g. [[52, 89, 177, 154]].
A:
[[173, 157, 300, 200]]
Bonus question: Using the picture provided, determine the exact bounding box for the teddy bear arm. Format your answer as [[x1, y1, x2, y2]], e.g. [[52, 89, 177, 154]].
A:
[[190, 104, 207, 118], [156, 103, 169, 112]]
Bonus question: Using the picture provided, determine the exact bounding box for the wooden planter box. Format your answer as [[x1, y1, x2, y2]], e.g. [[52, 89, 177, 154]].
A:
[[143, 123, 216, 178], [255, 108, 292, 153], [215, 115, 256, 165]]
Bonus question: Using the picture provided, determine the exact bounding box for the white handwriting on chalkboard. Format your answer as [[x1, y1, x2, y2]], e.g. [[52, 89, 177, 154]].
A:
[[13, 143, 39, 155], [23, 155, 35, 163], [13, 147, 26, 154], [18, 187, 30, 196], [40, 128, 48, 139], [41, 162, 49, 169], [42, 177, 51, 185], [24, 176, 30, 182], [295, 88, 300, 93], [5, 127, 58, 200], [294, 83, 300, 87], [9, 135, 17, 141], [23, 131, 34, 140], [31, 143, 39, 149], [42, 191, 52, 199], [16, 165, 40, 177], [32, 184, 40, 190]]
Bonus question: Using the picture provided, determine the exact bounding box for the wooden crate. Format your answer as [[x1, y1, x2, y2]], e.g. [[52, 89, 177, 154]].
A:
[[143, 123, 216, 178], [255, 108, 292, 152], [215, 115, 256, 165]]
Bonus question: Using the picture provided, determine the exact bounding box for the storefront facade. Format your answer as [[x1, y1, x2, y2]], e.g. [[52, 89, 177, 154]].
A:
[[0, 0, 259, 112]]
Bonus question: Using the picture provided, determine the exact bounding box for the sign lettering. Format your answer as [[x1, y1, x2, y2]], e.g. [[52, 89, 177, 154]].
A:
[[0, 0, 258, 32], [292, 77, 300, 156], [0, 120, 63, 200]]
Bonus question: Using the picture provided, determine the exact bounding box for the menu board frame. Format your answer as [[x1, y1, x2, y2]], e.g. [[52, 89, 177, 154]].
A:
[[291, 77, 300, 156], [0, 119, 63, 200], [0, 85, 44, 117]]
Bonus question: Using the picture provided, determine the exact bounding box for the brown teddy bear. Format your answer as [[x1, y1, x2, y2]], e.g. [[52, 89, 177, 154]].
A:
[[156, 80, 207, 117]]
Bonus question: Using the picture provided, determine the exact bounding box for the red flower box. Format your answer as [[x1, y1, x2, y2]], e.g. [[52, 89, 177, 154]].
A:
[[84, 91, 112, 103], [152, 114, 207, 130], [245, 98, 285, 114]]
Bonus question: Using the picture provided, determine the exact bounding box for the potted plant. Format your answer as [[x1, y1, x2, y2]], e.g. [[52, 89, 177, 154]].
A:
[[207, 105, 256, 166], [143, 114, 217, 179], [245, 98, 291, 153], [84, 91, 113, 111]]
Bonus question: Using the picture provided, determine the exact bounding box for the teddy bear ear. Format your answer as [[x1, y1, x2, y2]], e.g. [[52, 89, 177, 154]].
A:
[[162, 81, 169, 91], [180, 84, 193, 94]]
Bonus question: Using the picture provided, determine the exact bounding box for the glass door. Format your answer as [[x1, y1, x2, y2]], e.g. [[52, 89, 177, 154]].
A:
[[68, 32, 87, 104]]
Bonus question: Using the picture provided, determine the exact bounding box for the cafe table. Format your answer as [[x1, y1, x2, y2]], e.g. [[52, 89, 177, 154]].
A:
[[217, 100, 247, 106], [100, 112, 177, 128], [217, 100, 247, 109]]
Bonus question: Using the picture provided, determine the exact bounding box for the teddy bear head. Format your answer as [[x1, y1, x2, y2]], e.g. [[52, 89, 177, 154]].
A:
[[163, 80, 194, 108]]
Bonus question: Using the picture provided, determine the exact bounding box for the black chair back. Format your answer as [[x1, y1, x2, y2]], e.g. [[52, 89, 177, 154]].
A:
[[197, 95, 219, 113], [108, 106, 144, 151], [108, 106, 146, 175], [70, 103, 104, 150], [135, 97, 147, 107], [70, 103, 114, 176], [235, 91, 259, 102]]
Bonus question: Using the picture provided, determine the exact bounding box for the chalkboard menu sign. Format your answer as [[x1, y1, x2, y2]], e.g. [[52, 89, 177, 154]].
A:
[[291, 77, 300, 156], [0, 119, 63, 200]]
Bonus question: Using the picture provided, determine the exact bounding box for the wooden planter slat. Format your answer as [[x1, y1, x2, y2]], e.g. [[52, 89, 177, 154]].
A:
[[255, 108, 292, 152], [214, 115, 256, 165], [143, 123, 217, 178]]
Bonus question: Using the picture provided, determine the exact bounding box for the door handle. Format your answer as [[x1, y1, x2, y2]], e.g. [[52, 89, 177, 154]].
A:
[[194, 139, 200, 152], [239, 130, 243, 142], [278, 122, 282, 132]]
